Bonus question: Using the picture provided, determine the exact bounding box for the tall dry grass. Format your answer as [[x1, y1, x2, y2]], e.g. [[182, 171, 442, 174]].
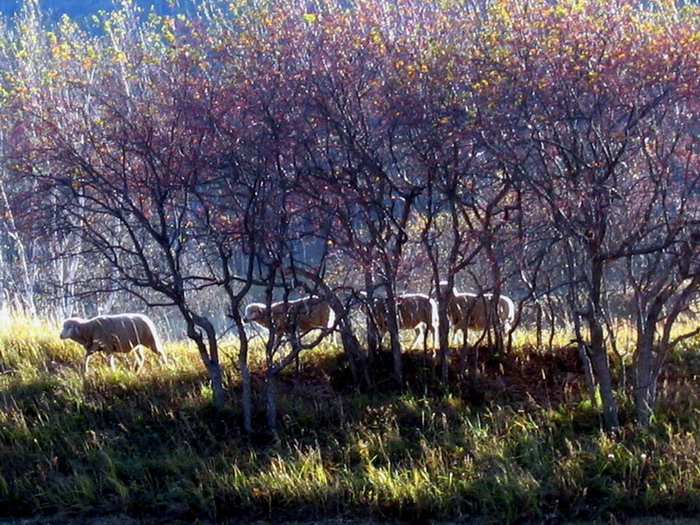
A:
[[1, 309, 700, 522]]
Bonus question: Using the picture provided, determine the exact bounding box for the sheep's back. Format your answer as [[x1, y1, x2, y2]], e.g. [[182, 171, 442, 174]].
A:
[[90, 314, 159, 351]]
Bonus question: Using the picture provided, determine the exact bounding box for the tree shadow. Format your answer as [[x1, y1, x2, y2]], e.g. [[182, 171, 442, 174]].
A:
[[0, 343, 599, 522]]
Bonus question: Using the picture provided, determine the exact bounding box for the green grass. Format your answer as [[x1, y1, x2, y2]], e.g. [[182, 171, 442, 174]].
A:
[[1, 310, 700, 523]]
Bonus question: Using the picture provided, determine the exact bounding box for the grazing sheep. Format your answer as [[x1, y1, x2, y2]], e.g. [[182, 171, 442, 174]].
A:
[[243, 297, 335, 343], [439, 282, 515, 343], [364, 293, 438, 351], [60, 313, 166, 372]]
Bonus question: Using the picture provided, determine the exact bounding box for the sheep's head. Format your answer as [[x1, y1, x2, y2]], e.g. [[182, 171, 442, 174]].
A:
[[60, 318, 87, 342], [60, 319, 79, 339], [438, 281, 454, 296], [243, 303, 266, 323]]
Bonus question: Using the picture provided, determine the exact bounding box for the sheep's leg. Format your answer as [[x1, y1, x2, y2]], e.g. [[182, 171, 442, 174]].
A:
[[329, 328, 339, 346], [377, 330, 387, 351], [429, 326, 438, 358], [423, 325, 434, 359], [83, 351, 95, 373], [148, 343, 168, 365], [447, 327, 458, 349], [83, 340, 104, 373], [408, 326, 422, 351], [109, 353, 117, 370], [417, 325, 430, 357], [134, 347, 145, 372]]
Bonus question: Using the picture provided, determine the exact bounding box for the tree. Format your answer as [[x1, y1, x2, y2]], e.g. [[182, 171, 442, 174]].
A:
[[479, 0, 700, 429], [2, 0, 699, 433], [5, 2, 232, 408]]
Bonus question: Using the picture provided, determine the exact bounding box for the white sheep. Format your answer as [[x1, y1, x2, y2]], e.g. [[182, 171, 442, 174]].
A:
[[243, 297, 335, 343], [439, 282, 515, 343], [363, 292, 438, 350], [60, 313, 167, 372]]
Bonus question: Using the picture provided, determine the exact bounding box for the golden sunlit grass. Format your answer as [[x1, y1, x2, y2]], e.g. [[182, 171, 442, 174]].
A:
[[1, 309, 700, 523]]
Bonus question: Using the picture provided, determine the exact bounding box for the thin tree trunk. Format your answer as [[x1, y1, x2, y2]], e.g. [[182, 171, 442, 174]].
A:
[[436, 275, 455, 383], [231, 309, 253, 433], [227, 311, 253, 432], [290, 266, 368, 387], [223, 248, 255, 433], [266, 368, 278, 432], [633, 326, 655, 427], [589, 257, 619, 431], [364, 272, 379, 364], [632, 281, 698, 427], [384, 283, 403, 385], [340, 324, 368, 386], [186, 315, 225, 411], [239, 338, 253, 433], [589, 320, 619, 431], [535, 301, 543, 349], [564, 241, 599, 412]]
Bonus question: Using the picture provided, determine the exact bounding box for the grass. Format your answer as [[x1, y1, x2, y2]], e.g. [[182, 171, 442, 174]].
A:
[[2, 309, 700, 523]]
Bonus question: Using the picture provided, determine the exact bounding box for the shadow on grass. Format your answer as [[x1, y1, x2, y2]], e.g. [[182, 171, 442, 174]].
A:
[[3, 344, 692, 523]]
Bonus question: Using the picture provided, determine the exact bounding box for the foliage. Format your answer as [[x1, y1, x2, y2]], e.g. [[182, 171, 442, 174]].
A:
[[0, 0, 698, 429]]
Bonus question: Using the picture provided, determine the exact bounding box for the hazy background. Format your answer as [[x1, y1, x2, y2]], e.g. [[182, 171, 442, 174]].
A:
[[0, 0, 189, 21]]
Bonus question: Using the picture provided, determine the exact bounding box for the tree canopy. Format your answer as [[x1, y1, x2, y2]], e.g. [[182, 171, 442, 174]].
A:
[[1, 0, 699, 430]]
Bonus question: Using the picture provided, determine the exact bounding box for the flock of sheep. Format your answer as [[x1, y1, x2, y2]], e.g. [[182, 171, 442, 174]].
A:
[[59, 283, 515, 372]]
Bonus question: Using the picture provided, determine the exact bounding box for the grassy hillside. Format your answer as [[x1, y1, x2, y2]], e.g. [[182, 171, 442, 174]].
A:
[[1, 310, 700, 523]]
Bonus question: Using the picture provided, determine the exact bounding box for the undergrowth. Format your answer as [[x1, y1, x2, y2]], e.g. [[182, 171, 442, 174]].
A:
[[1, 310, 700, 523]]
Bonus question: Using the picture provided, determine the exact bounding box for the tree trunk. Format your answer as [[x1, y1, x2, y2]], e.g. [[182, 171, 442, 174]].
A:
[[632, 293, 667, 427], [208, 359, 226, 411], [187, 314, 225, 410], [364, 272, 379, 363], [588, 257, 620, 431], [239, 341, 253, 433], [485, 241, 506, 354], [633, 331, 655, 427], [290, 266, 368, 387], [186, 318, 225, 410], [535, 301, 543, 349], [339, 321, 369, 387], [435, 275, 455, 383], [264, 336, 308, 431], [266, 368, 278, 432], [588, 331, 619, 431], [228, 308, 253, 432], [575, 338, 597, 407], [384, 285, 403, 386], [223, 249, 255, 433], [565, 253, 598, 407]]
